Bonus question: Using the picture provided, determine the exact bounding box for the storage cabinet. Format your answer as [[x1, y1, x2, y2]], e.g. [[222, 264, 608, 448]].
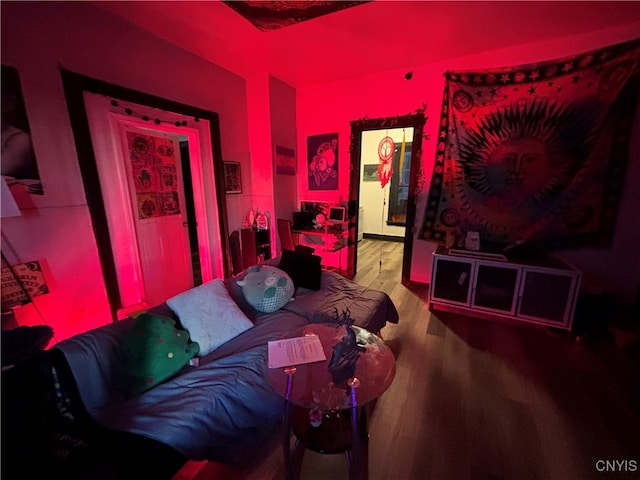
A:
[[472, 263, 520, 314], [431, 258, 473, 305], [240, 228, 271, 270], [429, 246, 581, 330]]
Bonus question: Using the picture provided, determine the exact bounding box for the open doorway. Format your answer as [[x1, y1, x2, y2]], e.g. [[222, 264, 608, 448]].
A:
[[347, 113, 426, 284], [62, 71, 229, 321]]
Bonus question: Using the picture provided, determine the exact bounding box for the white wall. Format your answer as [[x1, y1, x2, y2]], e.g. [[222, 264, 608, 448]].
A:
[[359, 127, 411, 237], [1, 2, 251, 341], [297, 22, 640, 316]]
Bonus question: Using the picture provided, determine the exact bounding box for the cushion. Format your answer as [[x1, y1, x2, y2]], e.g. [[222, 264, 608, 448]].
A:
[[122, 313, 199, 396], [236, 265, 295, 313], [166, 278, 254, 356], [279, 249, 322, 290]]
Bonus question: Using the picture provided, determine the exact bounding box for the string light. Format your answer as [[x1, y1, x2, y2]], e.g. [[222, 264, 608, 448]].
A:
[[107, 97, 201, 127]]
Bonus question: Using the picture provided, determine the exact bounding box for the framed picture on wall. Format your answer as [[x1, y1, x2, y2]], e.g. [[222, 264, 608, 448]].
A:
[[223, 161, 242, 194], [275, 145, 296, 175], [362, 164, 379, 182]]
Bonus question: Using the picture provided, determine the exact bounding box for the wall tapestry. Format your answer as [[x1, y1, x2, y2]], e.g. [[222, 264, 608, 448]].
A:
[[307, 132, 338, 191], [420, 38, 640, 254], [1, 65, 43, 196], [126, 130, 181, 219], [222, 1, 370, 31]]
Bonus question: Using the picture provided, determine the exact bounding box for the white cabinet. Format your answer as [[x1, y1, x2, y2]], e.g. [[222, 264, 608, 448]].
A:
[[429, 246, 582, 330]]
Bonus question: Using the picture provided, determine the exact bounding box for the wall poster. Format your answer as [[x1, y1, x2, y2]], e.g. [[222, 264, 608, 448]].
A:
[[1, 260, 49, 309], [275, 145, 296, 175], [1, 65, 43, 197], [125, 130, 181, 219], [307, 132, 338, 191], [420, 38, 640, 253]]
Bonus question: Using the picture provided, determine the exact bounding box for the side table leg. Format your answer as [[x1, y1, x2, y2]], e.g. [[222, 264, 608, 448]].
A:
[[360, 406, 369, 480], [348, 378, 363, 480], [350, 406, 360, 480], [283, 399, 293, 480], [292, 438, 305, 480], [283, 367, 296, 480]]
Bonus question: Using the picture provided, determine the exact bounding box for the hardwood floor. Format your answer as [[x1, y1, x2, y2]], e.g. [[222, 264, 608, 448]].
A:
[[183, 239, 640, 480]]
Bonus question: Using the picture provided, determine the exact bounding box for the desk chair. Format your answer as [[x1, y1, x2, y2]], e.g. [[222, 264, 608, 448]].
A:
[[277, 218, 296, 253]]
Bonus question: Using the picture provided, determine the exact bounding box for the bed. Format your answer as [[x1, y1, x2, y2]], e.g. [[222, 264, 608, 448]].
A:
[[51, 265, 399, 472]]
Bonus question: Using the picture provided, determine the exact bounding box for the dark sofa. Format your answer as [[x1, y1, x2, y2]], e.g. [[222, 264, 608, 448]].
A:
[[2, 337, 187, 480], [1, 266, 399, 479]]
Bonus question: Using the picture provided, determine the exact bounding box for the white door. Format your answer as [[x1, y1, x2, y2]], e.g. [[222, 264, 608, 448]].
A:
[[117, 124, 192, 306], [83, 92, 223, 316]]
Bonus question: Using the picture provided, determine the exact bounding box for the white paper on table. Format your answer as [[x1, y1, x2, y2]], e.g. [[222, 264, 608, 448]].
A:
[[268, 334, 326, 368]]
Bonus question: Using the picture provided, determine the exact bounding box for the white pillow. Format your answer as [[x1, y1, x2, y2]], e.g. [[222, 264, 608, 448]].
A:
[[166, 278, 253, 356]]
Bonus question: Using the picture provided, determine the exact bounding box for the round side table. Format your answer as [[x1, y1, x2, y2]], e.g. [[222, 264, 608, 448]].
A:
[[266, 323, 395, 480]]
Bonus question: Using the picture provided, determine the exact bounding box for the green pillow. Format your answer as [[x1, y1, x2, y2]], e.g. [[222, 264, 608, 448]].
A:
[[123, 313, 199, 396]]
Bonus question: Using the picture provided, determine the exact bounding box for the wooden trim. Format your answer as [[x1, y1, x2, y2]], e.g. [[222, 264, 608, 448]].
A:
[[348, 112, 426, 285], [61, 70, 228, 320]]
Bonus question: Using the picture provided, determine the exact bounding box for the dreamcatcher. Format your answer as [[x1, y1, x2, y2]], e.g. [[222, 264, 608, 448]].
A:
[[377, 136, 394, 188]]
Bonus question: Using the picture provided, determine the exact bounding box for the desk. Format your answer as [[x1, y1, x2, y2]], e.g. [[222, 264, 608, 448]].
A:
[[267, 324, 395, 480], [292, 225, 347, 273]]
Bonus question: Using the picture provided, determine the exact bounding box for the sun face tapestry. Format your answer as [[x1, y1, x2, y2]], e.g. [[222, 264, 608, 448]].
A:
[[420, 38, 640, 254], [308, 132, 338, 190]]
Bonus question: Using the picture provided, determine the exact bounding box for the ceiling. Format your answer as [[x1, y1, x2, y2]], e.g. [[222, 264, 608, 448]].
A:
[[94, 1, 640, 88]]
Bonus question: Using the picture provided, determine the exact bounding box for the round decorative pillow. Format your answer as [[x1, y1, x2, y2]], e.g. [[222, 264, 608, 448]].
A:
[[236, 265, 295, 313]]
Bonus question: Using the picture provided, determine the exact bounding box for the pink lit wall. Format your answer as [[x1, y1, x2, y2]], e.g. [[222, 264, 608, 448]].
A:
[[244, 72, 275, 244], [1, 2, 252, 342], [270, 76, 298, 253], [296, 22, 640, 315]]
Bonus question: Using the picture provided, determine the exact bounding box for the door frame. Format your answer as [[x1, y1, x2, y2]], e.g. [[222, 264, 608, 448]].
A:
[[85, 106, 202, 311], [347, 112, 426, 284], [62, 70, 229, 321]]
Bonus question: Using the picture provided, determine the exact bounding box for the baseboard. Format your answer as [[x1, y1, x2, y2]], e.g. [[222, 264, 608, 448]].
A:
[[362, 233, 404, 243]]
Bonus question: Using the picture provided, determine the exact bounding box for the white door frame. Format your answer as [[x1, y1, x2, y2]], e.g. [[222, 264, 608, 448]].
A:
[[84, 92, 223, 316]]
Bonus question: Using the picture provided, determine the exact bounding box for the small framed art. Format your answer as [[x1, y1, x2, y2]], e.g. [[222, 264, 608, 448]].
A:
[[275, 145, 296, 175], [223, 161, 242, 194], [363, 164, 379, 182]]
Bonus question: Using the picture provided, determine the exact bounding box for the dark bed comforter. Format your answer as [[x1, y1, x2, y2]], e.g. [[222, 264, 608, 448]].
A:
[[282, 271, 399, 332], [55, 271, 399, 462]]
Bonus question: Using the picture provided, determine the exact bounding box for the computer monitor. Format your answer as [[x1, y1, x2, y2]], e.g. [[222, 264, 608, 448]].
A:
[[292, 210, 314, 229], [329, 206, 346, 224]]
